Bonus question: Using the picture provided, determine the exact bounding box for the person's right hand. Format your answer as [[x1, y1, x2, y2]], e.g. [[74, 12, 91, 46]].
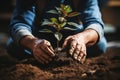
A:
[[32, 39, 55, 64]]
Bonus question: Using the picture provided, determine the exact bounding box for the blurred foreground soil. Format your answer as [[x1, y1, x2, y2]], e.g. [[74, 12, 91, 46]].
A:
[[0, 45, 120, 80]]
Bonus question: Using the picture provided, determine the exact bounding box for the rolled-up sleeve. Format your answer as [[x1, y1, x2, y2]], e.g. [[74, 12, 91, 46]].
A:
[[9, 0, 36, 44], [79, 0, 104, 41]]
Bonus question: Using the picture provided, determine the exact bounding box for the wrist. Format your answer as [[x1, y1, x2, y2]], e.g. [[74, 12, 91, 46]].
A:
[[20, 35, 38, 50], [76, 29, 98, 46], [76, 33, 88, 45]]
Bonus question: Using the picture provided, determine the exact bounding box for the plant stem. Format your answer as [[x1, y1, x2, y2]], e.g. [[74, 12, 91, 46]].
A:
[[57, 40, 59, 50]]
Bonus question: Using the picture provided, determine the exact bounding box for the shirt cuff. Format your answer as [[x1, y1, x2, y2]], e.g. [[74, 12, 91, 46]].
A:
[[14, 29, 33, 44], [85, 24, 104, 41]]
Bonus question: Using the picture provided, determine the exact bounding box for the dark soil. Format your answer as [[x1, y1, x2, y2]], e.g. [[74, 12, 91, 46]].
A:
[[0, 47, 120, 80]]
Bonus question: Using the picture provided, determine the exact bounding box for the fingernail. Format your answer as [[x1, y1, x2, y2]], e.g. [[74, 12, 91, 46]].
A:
[[69, 50, 73, 55], [76, 51, 79, 55], [78, 56, 81, 61], [52, 53, 56, 56], [74, 54, 77, 59], [51, 52, 55, 57]]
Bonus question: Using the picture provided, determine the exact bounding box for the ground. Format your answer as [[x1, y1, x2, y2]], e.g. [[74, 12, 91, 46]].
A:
[[0, 44, 120, 80]]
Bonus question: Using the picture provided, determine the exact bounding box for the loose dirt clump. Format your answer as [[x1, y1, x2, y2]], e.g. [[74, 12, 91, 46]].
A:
[[0, 47, 120, 80]]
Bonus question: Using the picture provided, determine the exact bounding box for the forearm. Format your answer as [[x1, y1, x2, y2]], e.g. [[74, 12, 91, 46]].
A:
[[20, 35, 38, 50], [76, 29, 98, 46], [9, 0, 35, 43], [80, 0, 104, 43]]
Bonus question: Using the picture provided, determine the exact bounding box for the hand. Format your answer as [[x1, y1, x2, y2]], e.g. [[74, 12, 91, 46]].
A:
[[62, 34, 87, 63], [32, 39, 55, 64], [20, 35, 55, 64]]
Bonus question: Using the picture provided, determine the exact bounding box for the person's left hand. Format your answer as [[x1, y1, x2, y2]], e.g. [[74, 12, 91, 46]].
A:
[[62, 34, 87, 63]]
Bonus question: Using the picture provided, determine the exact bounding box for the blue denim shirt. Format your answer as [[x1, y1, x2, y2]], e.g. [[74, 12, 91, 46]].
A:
[[9, 0, 104, 45]]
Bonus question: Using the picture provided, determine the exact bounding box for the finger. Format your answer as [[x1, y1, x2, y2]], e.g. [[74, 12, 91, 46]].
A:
[[34, 54, 45, 64], [40, 52, 52, 62], [40, 54, 52, 63], [40, 40, 55, 57], [77, 46, 86, 63], [77, 56, 81, 62], [69, 40, 77, 56], [33, 49, 46, 64], [36, 48, 52, 62], [33, 47, 51, 64], [81, 45, 87, 59], [48, 45, 55, 57], [79, 52, 86, 64], [41, 45, 55, 57], [49, 45, 54, 52], [62, 37, 70, 49], [73, 44, 82, 60], [81, 55, 86, 64], [77, 52, 85, 62], [80, 52, 84, 59], [80, 49, 87, 64], [73, 53, 78, 60]]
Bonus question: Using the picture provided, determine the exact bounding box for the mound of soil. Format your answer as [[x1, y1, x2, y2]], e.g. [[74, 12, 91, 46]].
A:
[[0, 47, 120, 80]]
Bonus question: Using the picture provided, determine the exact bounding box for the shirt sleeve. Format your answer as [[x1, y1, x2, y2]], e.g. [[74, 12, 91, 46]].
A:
[[79, 0, 104, 41], [9, 0, 36, 44]]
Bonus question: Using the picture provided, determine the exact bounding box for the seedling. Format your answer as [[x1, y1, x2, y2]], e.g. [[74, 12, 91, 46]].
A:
[[40, 4, 80, 52]]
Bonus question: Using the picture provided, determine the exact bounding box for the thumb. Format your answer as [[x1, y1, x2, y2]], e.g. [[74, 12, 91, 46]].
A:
[[62, 38, 69, 50]]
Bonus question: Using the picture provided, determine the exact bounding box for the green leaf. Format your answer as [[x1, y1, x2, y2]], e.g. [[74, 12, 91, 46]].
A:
[[55, 7, 62, 14], [60, 22, 66, 28], [47, 10, 59, 14], [39, 29, 53, 33], [67, 22, 82, 30], [50, 18, 58, 23], [54, 32, 63, 41], [55, 7, 61, 11], [67, 22, 79, 27], [63, 27, 78, 30], [64, 5, 72, 13], [68, 12, 80, 17], [41, 19, 54, 26]]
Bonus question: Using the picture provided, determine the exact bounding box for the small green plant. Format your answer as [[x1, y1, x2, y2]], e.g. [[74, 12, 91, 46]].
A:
[[40, 4, 80, 52]]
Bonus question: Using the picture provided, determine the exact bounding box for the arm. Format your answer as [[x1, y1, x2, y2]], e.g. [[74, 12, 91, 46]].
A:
[[62, 28, 98, 63], [9, 0, 55, 64], [9, 0, 35, 44], [80, 0, 104, 41], [62, 0, 104, 63]]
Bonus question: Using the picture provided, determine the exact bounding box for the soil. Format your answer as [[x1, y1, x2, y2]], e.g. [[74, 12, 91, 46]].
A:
[[0, 46, 120, 80]]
